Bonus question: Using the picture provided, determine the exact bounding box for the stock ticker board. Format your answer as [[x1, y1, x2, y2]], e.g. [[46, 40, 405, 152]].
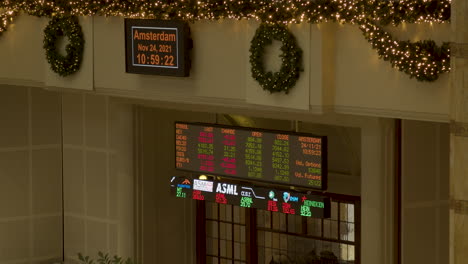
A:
[[175, 122, 328, 190], [170, 177, 331, 218]]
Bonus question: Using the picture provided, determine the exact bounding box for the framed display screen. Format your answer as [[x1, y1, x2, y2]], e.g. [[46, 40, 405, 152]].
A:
[[125, 19, 191, 76], [175, 122, 327, 190]]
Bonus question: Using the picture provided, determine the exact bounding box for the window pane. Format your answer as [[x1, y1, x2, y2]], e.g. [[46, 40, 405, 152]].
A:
[[225, 204, 232, 221], [257, 230, 265, 247], [331, 242, 340, 259], [280, 234, 288, 251], [220, 204, 233, 221], [264, 248, 273, 264], [220, 239, 227, 257], [295, 214, 303, 233], [207, 256, 218, 264], [234, 242, 241, 260], [348, 245, 356, 261], [240, 225, 246, 243], [287, 214, 303, 234], [280, 213, 287, 231], [226, 239, 233, 258], [348, 203, 355, 222], [228, 224, 233, 241], [265, 231, 272, 248], [272, 212, 280, 230], [233, 206, 246, 224], [323, 219, 330, 238], [272, 232, 280, 249], [241, 242, 246, 260], [258, 246, 265, 264], [234, 224, 240, 242], [257, 209, 265, 228], [220, 223, 232, 240], [264, 210, 271, 228], [331, 201, 338, 220], [206, 202, 213, 218], [340, 222, 355, 242], [340, 202, 348, 222], [207, 220, 219, 238], [323, 219, 338, 239], [207, 202, 219, 219], [307, 217, 322, 237], [207, 237, 218, 255], [219, 204, 226, 220], [340, 244, 349, 261], [239, 207, 245, 224]]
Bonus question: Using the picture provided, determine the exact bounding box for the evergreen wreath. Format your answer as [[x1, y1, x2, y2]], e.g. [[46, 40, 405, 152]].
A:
[[250, 23, 303, 94], [43, 15, 84, 77]]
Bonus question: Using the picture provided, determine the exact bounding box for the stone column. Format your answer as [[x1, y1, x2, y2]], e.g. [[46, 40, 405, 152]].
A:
[[450, 1, 468, 264]]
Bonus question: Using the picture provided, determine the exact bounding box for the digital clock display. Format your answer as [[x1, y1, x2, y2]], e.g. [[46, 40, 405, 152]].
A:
[[175, 122, 328, 190], [125, 19, 191, 76], [170, 176, 331, 218]]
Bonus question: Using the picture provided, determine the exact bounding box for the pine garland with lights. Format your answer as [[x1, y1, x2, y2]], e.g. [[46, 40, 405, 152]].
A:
[[0, 8, 18, 37], [0, 1, 453, 81], [250, 23, 303, 94], [359, 19, 450, 81], [0, 1, 451, 24], [43, 15, 84, 77]]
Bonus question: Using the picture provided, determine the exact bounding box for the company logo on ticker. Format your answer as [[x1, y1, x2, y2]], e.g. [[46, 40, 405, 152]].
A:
[[182, 179, 191, 185], [177, 178, 191, 189], [193, 179, 214, 192], [269, 191, 277, 201], [283, 192, 299, 203]]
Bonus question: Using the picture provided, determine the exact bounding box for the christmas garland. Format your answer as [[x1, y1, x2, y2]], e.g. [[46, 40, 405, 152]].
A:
[[250, 23, 302, 94], [359, 19, 450, 81], [0, 1, 451, 24], [0, 1, 452, 81], [0, 8, 18, 37], [43, 15, 84, 77]]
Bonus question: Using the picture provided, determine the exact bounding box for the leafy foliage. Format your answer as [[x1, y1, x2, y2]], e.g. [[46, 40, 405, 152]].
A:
[[78, 252, 134, 264]]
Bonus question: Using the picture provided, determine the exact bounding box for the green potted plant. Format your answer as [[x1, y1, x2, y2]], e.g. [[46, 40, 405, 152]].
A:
[[78, 251, 134, 264]]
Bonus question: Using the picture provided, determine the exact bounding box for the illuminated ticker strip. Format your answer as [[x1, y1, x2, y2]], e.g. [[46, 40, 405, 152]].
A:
[[170, 176, 331, 219]]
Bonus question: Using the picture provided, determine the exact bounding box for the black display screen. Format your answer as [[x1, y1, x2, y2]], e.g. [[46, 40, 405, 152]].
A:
[[125, 19, 191, 76], [170, 177, 331, 218], [175, 122, 327, 190]]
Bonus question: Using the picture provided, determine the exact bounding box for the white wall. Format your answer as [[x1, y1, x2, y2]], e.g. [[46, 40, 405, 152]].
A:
[[62, 93, 134, 261], [0, 86, 135, 263], [335, 24, 450, 121], [402, 120, 449, 264], [135, 107, 217, 264], [0, 86, 62, 264]]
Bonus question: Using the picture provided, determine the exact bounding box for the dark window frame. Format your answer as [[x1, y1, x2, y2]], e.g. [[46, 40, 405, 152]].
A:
[[197, 194, 360, 264]]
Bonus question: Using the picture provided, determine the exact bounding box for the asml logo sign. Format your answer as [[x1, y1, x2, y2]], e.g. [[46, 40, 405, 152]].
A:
[[216, 183, 239, 195]]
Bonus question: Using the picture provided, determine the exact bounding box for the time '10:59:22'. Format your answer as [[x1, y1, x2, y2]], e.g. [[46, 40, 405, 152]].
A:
[[136, 53, 175, 66]]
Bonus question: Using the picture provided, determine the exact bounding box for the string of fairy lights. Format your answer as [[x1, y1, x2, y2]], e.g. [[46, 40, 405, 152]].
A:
[[0, 0, 452, 81], [359, 19, 450, 81], [0, 8, 17, 36]]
